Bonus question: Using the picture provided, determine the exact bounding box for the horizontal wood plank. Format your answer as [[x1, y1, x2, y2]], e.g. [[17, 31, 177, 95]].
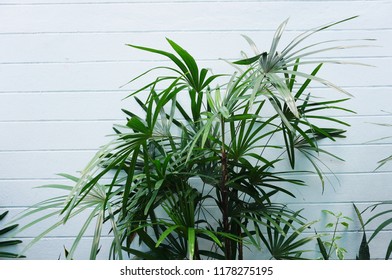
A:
[[0, 58, 389, 93], [0, 2, 390, 33], [0, 30, 389, 64]]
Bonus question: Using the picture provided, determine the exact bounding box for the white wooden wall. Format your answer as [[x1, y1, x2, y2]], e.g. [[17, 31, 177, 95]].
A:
[[1, 0, 391, 259]]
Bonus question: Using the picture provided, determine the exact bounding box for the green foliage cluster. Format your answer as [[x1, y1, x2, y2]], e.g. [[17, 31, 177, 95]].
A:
[[316, 210, 352, 260], [13, 17, 390, 260], [0, 211, 24, 259]]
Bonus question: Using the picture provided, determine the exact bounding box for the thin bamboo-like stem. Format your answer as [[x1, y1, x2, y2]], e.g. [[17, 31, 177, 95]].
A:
[[327, 216, 340, 258], [220, 116, 231, 259]]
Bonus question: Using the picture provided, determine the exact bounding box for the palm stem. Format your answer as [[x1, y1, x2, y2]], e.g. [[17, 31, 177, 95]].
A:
[[328, 216, 340, 258], [220, 116, 231, 259]]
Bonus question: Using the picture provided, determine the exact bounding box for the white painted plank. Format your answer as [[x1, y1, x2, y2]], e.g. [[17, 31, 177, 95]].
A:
[[0, 150, 96, 179], [287, 202, 392, 231], [8, 237, 116, 260], [1, 87, 391, 122], [0, 144, 391, 180], [0, 91, 127, 121], [0, 58, 389, 93], [1, 172, 391, 209], [4, 207, 114, 240], [0, 2, 390, 33], [0, 91, 131, 122], [4, 208, 101, 237], [332, 87, 392, 117], [2, 0, 380, 4], [0, 30, 389, 64], [274, 173, 392, 204], [0, 179, 70, 207], [287, 144, 392, 174], [240, 144, 392, 174], [1, 116, 391, 151], [0, 121, 115, 151]]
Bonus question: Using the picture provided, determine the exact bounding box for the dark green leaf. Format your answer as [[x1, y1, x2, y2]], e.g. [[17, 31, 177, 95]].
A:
[[385, 239, 392, 260], [233, 54, 262, 65], [316, 235, 329, 260], [356, 232, 370, 260]]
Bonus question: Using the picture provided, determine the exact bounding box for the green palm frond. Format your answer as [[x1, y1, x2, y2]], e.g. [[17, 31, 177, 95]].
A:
[[13, 17, 368, 260]]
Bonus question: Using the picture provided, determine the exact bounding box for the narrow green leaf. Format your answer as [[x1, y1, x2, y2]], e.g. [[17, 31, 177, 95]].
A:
[[0, 211, 8, 221], [268, 18, 289, 66], [90, 210, 104, 260], [267, 73, 299, 118], [121, 247, 159, 260], [241, 34, 261, 55], [144, 189, 159, 216], [368, 217, 392, 243], [269, 97, 295, 132], [166, 38, 199, 89], [281, 69, 353, 97], [281, 16, 359, 59], [121, 148, 140, 217], [356, 232, 370, 260], [187, 227, 196, 260], [385, 239, 392, 260], [233, 54, 261, 65], [288, 58, 300, 91], [316, 236, 329, 260], [295, 63, 323, 99], [353, 204, 365, 229], [127, 43, 188, 76], [0, 252, 24, 258], [0, 240, 22, 247], [198, 250, 225, 260], [155, 225, 180, 248], [0, 224, 18, 236]]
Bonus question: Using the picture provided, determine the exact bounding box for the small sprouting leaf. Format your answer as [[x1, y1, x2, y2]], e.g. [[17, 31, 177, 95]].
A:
[[337, 249, 344, 260], [325, 223, 334, 228], [322, 210, 336, 216], [340, 222, 349, 228]]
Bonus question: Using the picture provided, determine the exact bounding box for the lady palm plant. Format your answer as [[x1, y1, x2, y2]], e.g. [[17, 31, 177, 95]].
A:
[[15, 17, 369, 260]]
